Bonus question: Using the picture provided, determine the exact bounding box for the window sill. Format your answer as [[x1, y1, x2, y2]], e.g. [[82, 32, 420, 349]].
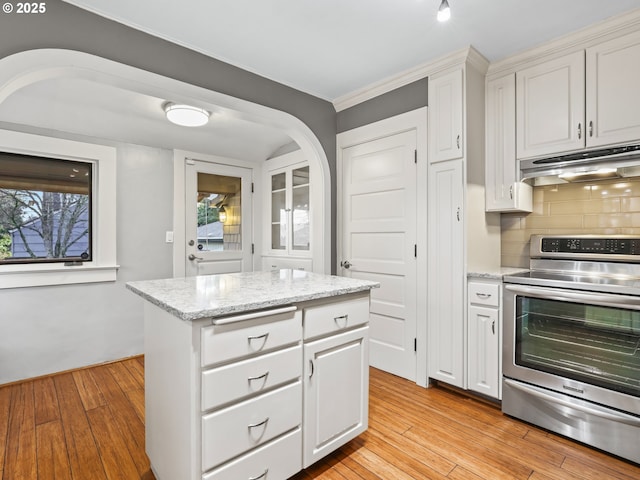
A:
[[0, 264, 119, 289]]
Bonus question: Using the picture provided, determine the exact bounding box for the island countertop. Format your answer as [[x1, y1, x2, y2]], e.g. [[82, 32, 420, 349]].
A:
[[126, 269, 379, 321]]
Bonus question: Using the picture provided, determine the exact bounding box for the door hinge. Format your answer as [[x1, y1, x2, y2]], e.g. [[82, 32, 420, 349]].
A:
[[414, 149, 417, 164], [414, 338, 417, 352], [414, 244, 417, 258], [251, 182, 254, 193], [251, 243, 255, 254]]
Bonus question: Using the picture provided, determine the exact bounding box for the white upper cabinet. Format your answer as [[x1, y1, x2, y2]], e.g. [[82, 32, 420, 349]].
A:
[[485, 73, 532, 212], [586, 30, 640, 147], [429, 68, 463, 163], [516, 51, 585, 159], [516, 30, 640, 160]]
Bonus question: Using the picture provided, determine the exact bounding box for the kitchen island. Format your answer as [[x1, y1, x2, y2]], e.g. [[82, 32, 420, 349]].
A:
[[127, 269, 378, 480]]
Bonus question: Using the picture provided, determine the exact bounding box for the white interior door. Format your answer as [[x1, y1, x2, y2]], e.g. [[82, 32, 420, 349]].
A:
[[185, 159, 253, 276], [340, 130, 417, 381]]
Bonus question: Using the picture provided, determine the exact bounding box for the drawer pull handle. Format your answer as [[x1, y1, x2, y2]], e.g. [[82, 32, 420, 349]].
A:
[[492, 320, 496, 335], [211, 305, 297, 325], [476, 293, 491, 299], [248, 371, 269, 383], [248, 417, 269, 429], [247, 333, 269, 350], [334, 314, 349, 328], [309, 359, 315, 379], [248, 469, 269, 480]]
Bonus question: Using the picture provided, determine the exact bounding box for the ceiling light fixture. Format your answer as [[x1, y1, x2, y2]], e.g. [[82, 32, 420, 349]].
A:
[[437, 0, 451, 22], [164, 102, 210, 127]]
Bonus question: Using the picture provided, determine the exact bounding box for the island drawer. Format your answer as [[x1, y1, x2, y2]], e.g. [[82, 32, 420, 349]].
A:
[[202, 381, 302, 472], [202, 428, 301, 480], [201, 345, 302, 410], [201, 308, 302, 367], [468, 281, 500, 307], [303, 295, 369, 340]]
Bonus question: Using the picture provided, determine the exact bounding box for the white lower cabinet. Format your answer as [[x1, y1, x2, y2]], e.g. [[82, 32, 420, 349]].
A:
[[303, 325, 369, 468], [144, 293, 370, 480], [467, 280, 501, 399]]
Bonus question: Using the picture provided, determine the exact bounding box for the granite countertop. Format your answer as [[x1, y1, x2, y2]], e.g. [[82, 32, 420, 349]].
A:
[[126, 269, 379, 321], [467, 267, 530, 280]]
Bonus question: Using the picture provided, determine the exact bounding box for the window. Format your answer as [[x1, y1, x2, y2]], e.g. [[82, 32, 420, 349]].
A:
[[0, 130, 117, 289], [0, 153, 93, 265]]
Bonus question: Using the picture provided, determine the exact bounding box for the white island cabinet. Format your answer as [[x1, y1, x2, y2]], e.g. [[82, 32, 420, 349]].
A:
[[126, 270, 377, 480]]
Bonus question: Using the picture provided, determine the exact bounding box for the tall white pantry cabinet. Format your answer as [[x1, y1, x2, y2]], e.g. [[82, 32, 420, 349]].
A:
[[427, 48, 502, 390]]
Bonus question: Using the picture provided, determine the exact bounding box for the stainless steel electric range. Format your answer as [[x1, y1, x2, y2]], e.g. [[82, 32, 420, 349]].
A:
[[502, 235, 640, 463]]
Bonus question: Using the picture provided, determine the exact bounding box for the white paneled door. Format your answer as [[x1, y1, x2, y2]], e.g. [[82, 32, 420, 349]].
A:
[[185, 159, 253, 276], [340, 130, 417, 381]]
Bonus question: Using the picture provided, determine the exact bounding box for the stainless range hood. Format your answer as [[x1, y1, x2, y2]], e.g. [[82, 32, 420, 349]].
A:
[[519, 144, 640, 184]]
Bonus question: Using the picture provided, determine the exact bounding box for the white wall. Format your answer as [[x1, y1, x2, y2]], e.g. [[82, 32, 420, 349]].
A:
[[0, 143, 174, 384]]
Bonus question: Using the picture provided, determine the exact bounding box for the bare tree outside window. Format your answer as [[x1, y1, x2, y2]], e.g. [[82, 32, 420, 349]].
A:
[[0, 152, 92, 264]]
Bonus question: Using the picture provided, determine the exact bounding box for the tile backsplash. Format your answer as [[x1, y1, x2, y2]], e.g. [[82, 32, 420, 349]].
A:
[[501, 177, 640, 267]]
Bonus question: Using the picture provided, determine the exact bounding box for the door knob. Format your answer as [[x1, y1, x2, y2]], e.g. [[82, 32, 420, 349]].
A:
[[341, 260, 352, 269], [188, 254, 203, 261]]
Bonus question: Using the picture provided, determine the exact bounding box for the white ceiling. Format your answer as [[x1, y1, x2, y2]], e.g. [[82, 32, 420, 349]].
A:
[[0, 77, 293, 161], [63, 0, 640, 101]]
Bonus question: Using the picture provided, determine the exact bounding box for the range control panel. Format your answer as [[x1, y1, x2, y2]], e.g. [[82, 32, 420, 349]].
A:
[[540, 237, 639, 255]]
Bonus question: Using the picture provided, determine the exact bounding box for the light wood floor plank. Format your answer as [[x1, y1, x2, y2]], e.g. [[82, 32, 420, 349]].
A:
[[86, 405, 140, 480], [3, 383, 37, 480], [71, 369, 106, 412], [53, 373, 109, 480], [35, 421, 72, 480], [33, 377, 59, 426]]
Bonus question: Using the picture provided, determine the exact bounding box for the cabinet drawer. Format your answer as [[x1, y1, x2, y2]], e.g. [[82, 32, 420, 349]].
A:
[[468, 282, 500, 307], [201, 309, 302, 367], [303, 295, 369, 340], [202, 428, 301, 480], [202, 345, 302, 411], [202, 382, 302, 472]]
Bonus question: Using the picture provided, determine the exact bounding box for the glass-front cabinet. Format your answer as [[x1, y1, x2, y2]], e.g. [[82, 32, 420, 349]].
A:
[[270, 164, 310, 252], [264, 150, 312, 271]]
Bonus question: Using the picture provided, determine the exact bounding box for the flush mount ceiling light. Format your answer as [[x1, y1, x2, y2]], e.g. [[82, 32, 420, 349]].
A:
[[437, 0, 451, 22], [164, 102, 210, 127]]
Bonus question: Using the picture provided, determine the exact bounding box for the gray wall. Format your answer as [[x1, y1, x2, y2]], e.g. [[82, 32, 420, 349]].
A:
[[0, 141, 174, 383], [336, 78, 429, 133]]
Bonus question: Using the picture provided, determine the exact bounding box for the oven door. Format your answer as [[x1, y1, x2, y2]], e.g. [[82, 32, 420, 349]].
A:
[[503, 283, 640, 416]]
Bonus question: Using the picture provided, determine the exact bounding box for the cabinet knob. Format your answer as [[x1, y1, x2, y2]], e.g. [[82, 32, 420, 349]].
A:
[[341, 260, 352, 269]]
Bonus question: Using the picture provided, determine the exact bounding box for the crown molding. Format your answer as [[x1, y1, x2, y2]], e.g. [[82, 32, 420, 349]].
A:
[[333, 46, 488, 112], [487, 7, 640, 78]]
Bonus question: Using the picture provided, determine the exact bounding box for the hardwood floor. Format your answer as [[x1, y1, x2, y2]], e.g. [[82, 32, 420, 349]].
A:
[[1, 358, 639, 480]]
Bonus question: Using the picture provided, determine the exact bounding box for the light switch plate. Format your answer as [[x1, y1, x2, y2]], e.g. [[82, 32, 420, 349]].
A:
[[165, 231, 174, 243]]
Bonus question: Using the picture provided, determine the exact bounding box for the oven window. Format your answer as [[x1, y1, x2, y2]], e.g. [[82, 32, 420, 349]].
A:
[[515, 296, 640, 397]]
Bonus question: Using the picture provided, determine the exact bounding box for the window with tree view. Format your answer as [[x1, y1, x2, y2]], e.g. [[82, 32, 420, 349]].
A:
[[0, 152, 92, 265]]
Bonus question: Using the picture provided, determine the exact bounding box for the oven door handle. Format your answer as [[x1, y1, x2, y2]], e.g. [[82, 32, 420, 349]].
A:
[[504, 379, 640, 427], [504, 284, 640, 311]]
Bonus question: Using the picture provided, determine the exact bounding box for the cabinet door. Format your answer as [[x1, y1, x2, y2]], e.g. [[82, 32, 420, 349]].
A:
[[516, 51, 585, 159], [586, 30, 640, 147], [467, 305, 500, 399], [427, 159, 464, 388], [429, 69, 463, 163], [303, 326, 369, 468], [485, 74, 533, 213]]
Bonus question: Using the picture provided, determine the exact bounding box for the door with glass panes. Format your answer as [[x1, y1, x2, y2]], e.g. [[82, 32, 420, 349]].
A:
[[185, 159, 253, 276]]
